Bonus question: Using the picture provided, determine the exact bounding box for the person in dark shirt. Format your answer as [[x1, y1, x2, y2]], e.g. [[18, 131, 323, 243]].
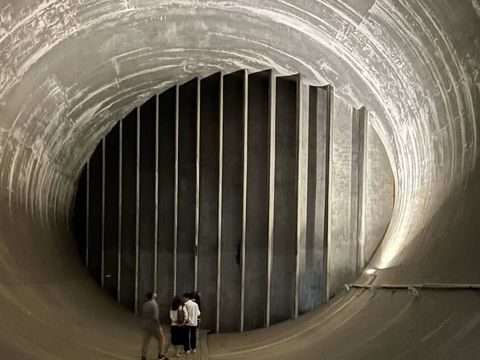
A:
[[141, 292, 168, 360]]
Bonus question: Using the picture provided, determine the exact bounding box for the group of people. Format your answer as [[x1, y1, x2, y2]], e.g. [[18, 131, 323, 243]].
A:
[[141, 291, 201, 360]]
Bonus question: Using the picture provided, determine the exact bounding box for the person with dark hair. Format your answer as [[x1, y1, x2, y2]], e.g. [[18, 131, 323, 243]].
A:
[[141, 292, 168, 360], [182, 292, 201, 353], [191, 291, 202, 313], [191, 291, 202, 330], [169, 295, 188, 357]]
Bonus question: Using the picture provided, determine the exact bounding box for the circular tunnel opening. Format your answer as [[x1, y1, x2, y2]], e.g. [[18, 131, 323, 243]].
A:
[[72, 70, 395, 333]]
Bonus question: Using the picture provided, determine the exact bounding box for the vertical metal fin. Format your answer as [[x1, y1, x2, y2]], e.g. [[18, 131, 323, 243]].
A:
[[194, 78, 201, 291], [266, 70, 276, 327], [216, 73, 224, 333], [117, 120, 123, 303], [294, 75, 303, 319], [135, 107, 140, 313], [86, 160, 90, 268], [154, 95, 159, 292], [356, 107, 368, 274], [173, 85, 179, 297], [323, 85, 334, 303], [240, 70, 248, 332], [101, 138, 106, 288]]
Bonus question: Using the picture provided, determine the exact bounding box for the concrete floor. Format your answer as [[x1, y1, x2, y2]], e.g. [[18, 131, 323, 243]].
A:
[[0, 0, 479, 359], [208, 289, 480, 359]]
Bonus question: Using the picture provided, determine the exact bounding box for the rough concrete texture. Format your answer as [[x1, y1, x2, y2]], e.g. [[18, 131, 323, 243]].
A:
[[364, 122, 394, 263], [328, 97, 358, 297], [0, 0, 479, 359]]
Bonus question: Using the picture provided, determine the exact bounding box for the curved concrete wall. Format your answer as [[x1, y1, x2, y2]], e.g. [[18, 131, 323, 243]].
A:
[[0, 0, 479, 358], [364, 121, 394, 264]]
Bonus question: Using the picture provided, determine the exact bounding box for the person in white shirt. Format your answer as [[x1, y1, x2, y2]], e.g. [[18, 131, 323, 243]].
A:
[[169, 296, 188, 357], [182, 292, 201, 353]]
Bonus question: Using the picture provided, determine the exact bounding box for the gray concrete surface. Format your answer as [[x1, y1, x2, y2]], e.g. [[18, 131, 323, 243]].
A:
[[0, 0, 479, 359], [177, 78, 197, 296], [244, 70, 270, 331], [300, 86, 329, 313], [74, 67, 384, 333], [103, 123, 120, 299], [271, 76, 299, 325], [157, 86, 176, 318], [138, 96, 156, 312], [364, 121, 394, 264], [219, 70, 245, 333], [328, 97, 356, 297], [119, 110, 138, 311], [198, 72, 221, 331]]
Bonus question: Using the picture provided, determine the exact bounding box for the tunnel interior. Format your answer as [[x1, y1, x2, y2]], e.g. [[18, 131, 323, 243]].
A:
[[0, 1, 479, 359], [72, 70, 394, 333]]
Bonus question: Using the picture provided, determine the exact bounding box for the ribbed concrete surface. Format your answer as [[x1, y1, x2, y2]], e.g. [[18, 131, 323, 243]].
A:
[[0, 0, 479, 359]]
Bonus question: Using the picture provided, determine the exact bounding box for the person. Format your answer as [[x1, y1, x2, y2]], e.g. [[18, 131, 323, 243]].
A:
[[141, 292, 168, 360], [192, 291, 202, 314], [182, 292, 201, 353], [192, 291, 203, 332], [170, 295, 188, 357]]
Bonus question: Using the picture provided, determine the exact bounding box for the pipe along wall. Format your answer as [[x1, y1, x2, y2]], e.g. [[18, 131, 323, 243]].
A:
[[73, 70, 394, 333]]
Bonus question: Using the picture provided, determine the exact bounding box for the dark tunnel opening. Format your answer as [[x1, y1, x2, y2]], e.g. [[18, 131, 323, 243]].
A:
[[72, 70, 395, 334]]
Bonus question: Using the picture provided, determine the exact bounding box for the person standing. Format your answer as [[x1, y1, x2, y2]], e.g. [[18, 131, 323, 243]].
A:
[[141, 292, 168, 360], [192, 291, 202, 315], [170, 295, 188, 357], [183, 292, 201, 353]]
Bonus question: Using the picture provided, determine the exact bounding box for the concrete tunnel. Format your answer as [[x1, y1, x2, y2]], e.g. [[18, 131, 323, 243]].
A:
[[0, 1, 479, 359]]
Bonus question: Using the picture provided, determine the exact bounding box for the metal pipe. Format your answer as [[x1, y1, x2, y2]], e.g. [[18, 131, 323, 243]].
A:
[[347, 282, 480, 290]]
